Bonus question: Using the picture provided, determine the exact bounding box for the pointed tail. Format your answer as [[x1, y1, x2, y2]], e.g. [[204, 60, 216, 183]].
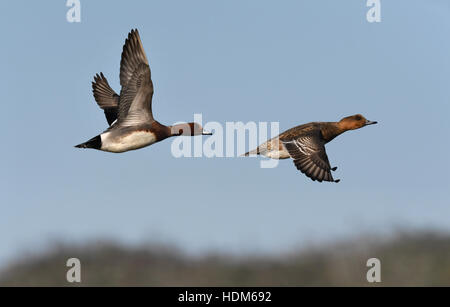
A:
[[242, 148, 259, 157], [75, 135, 102, 150]]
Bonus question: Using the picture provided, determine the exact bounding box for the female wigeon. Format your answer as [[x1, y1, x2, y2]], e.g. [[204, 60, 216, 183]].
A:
[[75, 29, 211, 153], [244, 114, 377, 182]]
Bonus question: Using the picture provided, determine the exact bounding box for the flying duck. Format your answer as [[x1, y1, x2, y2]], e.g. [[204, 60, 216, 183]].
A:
[[243, 114, 377, 182], [75, 29, 211, 153]]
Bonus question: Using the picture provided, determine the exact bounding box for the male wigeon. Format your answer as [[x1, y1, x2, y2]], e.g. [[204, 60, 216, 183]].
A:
[[75, 29, 211, 153], [244, 114, 377, 182]]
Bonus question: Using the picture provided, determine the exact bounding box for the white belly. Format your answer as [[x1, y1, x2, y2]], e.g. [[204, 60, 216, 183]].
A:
[[100, 131, 157, 153], [264, 148, 291, 159], [258, 139, 291, 159]]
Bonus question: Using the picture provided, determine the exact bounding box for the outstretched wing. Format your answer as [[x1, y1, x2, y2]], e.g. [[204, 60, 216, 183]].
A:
[[117, 29, 154, 126], [92, 73, 119, 125], [283, 131, 336, 182], [120, 29, 150, 88]]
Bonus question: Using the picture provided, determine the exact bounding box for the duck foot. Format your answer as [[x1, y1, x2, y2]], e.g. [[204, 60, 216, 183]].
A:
[[331, 167, 337, 171]]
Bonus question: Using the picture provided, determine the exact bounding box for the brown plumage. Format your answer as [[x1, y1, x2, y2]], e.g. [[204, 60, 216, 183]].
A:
[[92, 73, 119, 125], [243, 114, 377, 183], [76, 29, 212, 153]]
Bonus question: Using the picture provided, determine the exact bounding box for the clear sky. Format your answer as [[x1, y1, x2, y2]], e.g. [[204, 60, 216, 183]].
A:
[[1, 0, 449, 266]]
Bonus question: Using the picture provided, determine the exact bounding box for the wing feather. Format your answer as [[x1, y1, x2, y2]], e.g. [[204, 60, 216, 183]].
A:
[[116, 30, 154, 126], [120, 29, 149, 88], [92, 73, 119, 125], [283, 131, 336, 182]]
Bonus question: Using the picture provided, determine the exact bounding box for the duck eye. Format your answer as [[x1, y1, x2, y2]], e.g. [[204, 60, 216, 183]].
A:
[[354, 115, 362, 121]]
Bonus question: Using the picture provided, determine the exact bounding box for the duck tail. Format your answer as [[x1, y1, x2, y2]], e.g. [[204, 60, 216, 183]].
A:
[[75, 135, 102, 150], [242, 148, 259, 157]]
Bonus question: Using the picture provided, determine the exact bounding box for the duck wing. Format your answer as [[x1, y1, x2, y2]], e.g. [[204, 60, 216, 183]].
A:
[[117, 29, 154, 126], [282, 131, 337, 183], [92, 73, 119, 125], [120, 29, 150, 88]]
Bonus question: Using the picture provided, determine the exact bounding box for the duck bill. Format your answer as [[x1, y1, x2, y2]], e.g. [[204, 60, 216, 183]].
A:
[[202, 131, 213, 135], [365, 120, 378, 126]]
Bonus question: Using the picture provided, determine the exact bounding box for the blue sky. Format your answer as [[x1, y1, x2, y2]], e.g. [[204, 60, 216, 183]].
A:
[[0, 0, 449, 266]]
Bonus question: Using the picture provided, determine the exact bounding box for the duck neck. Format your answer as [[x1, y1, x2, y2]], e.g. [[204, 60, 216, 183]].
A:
[[167, 124, 181, 137], [320, 122, 347, 143], [169, 123, 187, 136], [169, 123, 200, 136], [151, 121, 172, 140]]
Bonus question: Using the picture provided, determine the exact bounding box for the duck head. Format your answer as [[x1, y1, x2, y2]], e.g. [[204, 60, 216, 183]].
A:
[[171, 122, 212, 136], [338, 114, 377, 131]]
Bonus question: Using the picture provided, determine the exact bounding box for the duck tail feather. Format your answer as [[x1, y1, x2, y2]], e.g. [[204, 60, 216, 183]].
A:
[[242, 148, 260, 157], [75, 135, 102, 150]]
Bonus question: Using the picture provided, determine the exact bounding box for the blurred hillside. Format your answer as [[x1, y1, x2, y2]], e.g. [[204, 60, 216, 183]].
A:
[[1, 231, 450, 286]]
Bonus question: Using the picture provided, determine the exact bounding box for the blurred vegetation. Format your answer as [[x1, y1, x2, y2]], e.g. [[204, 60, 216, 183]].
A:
[[1, 230, 450, 286]]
